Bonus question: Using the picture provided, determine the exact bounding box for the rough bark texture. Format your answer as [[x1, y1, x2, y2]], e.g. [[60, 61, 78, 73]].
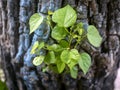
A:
[[0, 0, 120, 90]]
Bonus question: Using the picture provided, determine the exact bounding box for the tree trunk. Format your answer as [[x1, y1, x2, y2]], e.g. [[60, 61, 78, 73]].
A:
[[0, 0, 120, 90]]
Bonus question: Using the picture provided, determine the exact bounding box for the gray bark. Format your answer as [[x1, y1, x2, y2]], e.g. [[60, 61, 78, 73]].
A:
[[0, 0, 120, 90]]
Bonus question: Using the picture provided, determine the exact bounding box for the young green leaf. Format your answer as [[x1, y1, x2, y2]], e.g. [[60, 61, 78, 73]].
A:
[[78, 53, 91, 74], [33, 56, 44, 66], [31, 41, 39, 54], [75, 22, 83, 30], [29, 13, 43, 34], [59, 40, 69, 48], [61, 49, 71, 64], [68, 60, 78, 69], [51, 25, 67, 41], [52, 5, 77, 27], [38, 42, 45, 50], [67, 49, 80, 69], [78, 28, 84, 35], [31, 41, 45, 54], [44, 51, 56, 64], [46, 44, 63, 52], [48, 10, 54, 15], [42, 66, 49, 72], [61, 49, 80, 64], [87, 25, 102, 47], [57, 60, 65, 73], [70, 49, 80, 61], [70, 66, 78, 79], [72, 23, 84, 38]]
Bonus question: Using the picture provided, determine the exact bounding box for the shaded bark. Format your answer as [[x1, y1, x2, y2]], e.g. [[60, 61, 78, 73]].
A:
[[0, 0, 120, 90]]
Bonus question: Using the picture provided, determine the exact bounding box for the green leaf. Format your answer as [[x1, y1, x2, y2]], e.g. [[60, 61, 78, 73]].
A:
[[59, 40, 69, 48], [29, 13, 44, 34], [70, 66, 78, 79], [74, 22, 83, 31], [44, 51, 56, 64], [33, 56, 44, 66], [57, 60, 65, 73], [67, 49, 80, 69], [51, 25, 67, 41], [31, 41, 39, 54], [61, 49, 71, 64], [61, 49, 80, 64], [74, 23, 85, 35], [70, 49, 80, 61], [78, 28, 84, 35], [42, 66, 49, 72], [48, 10, 54, 15], [76, 22, 83, 28], [78, 53, 91, 74], [68, 60, 77, 69], [52, 5, 77, 27], [46, 44, 63, 52], [87, 25, 102, 47], [31, 41, 45, 54], [38, 42, 45, 50]]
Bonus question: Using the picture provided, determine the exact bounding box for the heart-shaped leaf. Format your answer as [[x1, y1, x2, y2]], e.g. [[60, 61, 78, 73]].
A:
[[87, 25, 102, 47], [52, 5, 77, 27], [61, 49, 71, 64], [29, 13, 43, 34], [51, 25, 67, 41], [57, 60, 65, 73], [70, 49, 80, 60], [78, 53, 91, 74]]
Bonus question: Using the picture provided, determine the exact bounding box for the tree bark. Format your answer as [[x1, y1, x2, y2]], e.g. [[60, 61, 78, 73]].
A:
[[0, 0, 120, 90]]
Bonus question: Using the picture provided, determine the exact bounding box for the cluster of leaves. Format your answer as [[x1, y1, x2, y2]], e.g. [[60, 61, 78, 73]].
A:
[[29, 5, 102, 78]]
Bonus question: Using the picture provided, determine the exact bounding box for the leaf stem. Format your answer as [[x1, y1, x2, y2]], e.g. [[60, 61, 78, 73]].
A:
[[74, 35, 87, 49]]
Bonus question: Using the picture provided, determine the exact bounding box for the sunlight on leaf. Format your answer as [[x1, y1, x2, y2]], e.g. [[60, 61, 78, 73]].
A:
[[31, 41, 39, 54], [51, 25, 67, 41], [61, 49, 71, 64], [87, 25, 102, 47], [33, 56, 44, 66], [29, 13, 43, 34], [78, 53, 91, 74], [52, 5, 77, 27]]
